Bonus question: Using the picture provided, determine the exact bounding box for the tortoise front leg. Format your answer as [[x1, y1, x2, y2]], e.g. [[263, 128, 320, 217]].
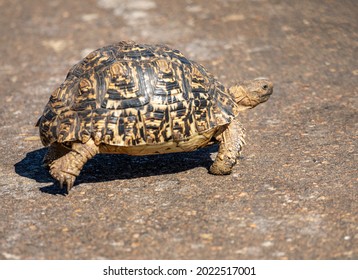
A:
[[49, 139, 99, 193], [209, 118, 245, 175]]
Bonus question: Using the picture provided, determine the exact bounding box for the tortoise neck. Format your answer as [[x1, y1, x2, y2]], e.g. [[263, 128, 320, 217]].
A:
[[229, 85, 253, 111]]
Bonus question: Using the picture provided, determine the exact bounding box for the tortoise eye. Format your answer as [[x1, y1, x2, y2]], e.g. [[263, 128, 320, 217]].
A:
[[261, 84, 269, 90]]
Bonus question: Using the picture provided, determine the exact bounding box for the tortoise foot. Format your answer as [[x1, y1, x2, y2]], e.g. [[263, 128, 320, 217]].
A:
[[209, 161, 233, 175], [49, 162, 77, 193]]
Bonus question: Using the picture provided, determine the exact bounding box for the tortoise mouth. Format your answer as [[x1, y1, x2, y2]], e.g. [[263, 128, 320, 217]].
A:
[[260, 93, 272, 102], [261, 92, 272, 98], [261, 93, 272, 97]]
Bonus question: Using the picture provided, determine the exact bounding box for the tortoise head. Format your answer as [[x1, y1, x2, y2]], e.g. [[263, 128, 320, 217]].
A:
[[229, 78, 273, 111]]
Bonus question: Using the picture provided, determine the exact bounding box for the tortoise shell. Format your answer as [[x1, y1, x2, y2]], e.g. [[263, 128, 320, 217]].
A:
[[38, 41, 239, 152]]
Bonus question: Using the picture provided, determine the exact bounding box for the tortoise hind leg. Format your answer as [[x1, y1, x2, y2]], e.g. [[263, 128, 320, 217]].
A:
[[49, 139, 99, 193], [209, 118, 245, 175], [42, 142, 71, 169]]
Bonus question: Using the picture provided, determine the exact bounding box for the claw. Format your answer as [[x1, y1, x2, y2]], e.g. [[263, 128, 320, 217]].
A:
[[50, 167, 76, 193], [59, 176, 64, 190], [65, 175, 75, 193]]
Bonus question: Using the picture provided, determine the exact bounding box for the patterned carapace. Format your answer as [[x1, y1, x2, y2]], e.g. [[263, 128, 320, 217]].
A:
[[38, 41, 238, 148]]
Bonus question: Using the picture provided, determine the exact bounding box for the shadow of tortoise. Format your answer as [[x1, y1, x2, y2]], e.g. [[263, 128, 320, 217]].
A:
[[14, 145, 218, 195]]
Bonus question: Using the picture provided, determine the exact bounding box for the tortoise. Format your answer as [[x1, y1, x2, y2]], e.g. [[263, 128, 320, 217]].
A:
[[37, 41, 273, 193]]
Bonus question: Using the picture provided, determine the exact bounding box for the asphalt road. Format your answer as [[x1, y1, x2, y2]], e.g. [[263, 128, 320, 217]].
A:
[[0, 0, 357, 259]]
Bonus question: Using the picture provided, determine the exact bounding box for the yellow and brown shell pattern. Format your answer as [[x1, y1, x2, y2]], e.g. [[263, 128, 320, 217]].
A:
[[38, 41, 239, 149]]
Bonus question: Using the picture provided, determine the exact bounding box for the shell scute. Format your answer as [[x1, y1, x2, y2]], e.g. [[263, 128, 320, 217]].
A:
[[38, 42, 238, 148]]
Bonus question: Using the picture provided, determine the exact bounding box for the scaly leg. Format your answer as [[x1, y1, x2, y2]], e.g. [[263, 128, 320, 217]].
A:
[[209, 118, 245, 175], [49, 139, 99, 193], [42, 142, 71, 168]]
